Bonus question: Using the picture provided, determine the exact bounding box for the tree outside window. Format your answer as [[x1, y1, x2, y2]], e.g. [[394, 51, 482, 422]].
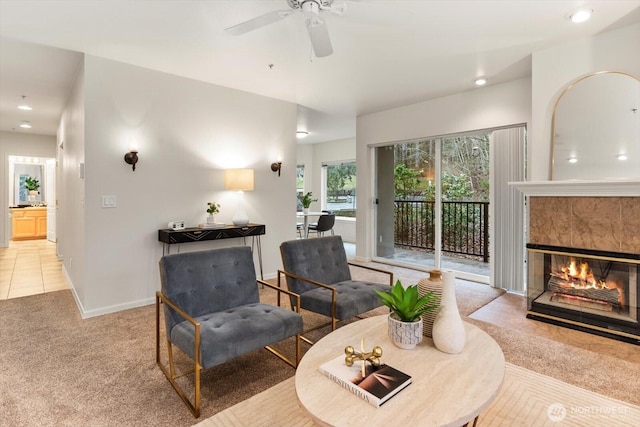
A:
[[324, 161, 356, 217], [296, 165, 305, 211]]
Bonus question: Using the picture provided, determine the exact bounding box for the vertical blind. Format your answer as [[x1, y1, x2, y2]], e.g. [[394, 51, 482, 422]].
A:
[[490, 126, 526, 292]]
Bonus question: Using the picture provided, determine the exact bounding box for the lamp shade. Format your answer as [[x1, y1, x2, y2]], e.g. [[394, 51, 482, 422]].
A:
[[225, 169, 254, 191]]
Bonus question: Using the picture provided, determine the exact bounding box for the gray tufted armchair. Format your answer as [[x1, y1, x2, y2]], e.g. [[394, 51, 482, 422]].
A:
[[156, 246, 303, 417], [279, 235, 393, 342]]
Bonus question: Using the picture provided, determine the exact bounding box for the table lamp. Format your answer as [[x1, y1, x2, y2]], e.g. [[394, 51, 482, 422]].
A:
[[225, 169, 254, 226]]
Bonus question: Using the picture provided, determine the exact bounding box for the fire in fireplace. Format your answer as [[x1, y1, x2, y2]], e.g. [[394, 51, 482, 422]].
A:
[[548, 256, 625, 311], [527, 244, 639, 344]]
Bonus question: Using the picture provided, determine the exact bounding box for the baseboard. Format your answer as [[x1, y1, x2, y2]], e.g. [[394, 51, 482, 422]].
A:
[[62, 264, 154, 319]]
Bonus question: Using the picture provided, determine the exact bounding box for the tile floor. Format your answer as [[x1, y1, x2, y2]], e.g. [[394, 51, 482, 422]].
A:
[[0, 239, 68, 300]]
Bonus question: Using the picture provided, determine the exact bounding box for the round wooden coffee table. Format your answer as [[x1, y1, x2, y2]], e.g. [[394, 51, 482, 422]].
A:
[[295, 315, 505, 427]]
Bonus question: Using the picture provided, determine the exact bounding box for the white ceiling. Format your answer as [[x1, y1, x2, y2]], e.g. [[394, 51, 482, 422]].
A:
[[1, 0, 639, 144]]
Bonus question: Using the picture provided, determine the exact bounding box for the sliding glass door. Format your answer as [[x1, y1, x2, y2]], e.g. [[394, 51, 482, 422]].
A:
[[374, 126, 525, 288]]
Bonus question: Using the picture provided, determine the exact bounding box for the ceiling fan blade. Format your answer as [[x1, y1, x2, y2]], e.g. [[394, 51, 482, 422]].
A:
[[306, 18, 333, 57], [225, 10, 291, 36]]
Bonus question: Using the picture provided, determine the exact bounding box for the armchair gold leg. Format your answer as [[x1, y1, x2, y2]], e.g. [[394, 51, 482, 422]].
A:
[[156, 293, 202, 418], [298, 317, 340, 345], [156, 290, 300, 418], [264, 333, 301, 368]]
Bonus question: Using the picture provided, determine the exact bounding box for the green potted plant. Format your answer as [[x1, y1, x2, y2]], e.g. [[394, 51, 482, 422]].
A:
[[25, 176, 40, 194], [298, 192, 317, 213], [376, 280, 439, 349], [206, 202, 220, 224]]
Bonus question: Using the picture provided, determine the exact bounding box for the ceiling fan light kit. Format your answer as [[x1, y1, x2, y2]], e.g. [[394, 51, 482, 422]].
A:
[[225, 0, 346, 58]]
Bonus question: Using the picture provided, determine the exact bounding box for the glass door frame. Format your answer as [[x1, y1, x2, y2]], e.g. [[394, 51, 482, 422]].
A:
[[371, 135, 490, 285]]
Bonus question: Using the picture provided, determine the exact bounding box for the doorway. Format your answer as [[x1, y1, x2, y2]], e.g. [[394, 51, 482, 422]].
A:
[[8, 155, 56, 242]]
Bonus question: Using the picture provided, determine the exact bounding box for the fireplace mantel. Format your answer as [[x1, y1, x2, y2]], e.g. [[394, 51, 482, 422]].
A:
[[509, 179, 640, 197]]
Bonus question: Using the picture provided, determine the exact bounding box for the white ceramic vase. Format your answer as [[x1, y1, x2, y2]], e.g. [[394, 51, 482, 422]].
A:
[[431, 270, 466, 354], [206, 214, 215, 224], [388, 313, 423, 350], [303, 207, 309, 214]]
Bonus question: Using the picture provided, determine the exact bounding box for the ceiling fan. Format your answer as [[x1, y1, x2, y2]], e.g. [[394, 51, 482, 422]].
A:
[[225, 0, 348, 58]]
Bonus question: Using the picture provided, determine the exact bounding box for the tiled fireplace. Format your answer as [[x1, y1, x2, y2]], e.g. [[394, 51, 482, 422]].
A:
[[509, 181, 640, 345]]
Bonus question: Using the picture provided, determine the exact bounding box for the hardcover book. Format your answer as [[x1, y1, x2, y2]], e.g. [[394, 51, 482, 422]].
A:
[[319, 355, 412, 407]]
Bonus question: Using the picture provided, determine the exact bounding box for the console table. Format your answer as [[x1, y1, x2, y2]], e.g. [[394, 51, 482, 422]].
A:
[[158, 223, 265, 278]]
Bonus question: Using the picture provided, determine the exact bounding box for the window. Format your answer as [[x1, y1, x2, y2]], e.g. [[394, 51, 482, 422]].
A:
[[323, 161, 356, 217], [296, 165, 305, 211]]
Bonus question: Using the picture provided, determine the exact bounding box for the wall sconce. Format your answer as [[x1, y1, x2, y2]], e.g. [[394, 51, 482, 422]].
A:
[[124, 150, 139, 171], [271, 161, 282, 176]]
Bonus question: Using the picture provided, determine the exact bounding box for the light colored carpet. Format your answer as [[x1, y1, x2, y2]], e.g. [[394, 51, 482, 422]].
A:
[[3, 263, 637, 426], [0, 265, 503, 427], [195, 363, 640, 427]]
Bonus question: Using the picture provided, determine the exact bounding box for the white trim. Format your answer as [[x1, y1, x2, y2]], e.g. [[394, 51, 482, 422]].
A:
[[509, 179, 640, 196], [64, 264, 153, 319], [80, 297, 155, 319]]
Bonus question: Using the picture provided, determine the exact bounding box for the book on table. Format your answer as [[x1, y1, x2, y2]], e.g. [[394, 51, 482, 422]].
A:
[[197, 222, 226, 229], [319, 355, 412, 407]]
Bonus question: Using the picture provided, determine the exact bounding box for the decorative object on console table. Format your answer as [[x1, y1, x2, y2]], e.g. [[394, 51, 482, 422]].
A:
[[319, 355, 411, 408], [225, 169, 254, 226], [417, 269, 443, 337], [376, 280, 439, 349], [206, 201, 220, 224], [432, 270, 466, 354], [197, 222, 226, 229]]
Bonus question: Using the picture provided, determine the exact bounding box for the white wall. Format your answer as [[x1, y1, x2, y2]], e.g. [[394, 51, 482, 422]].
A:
[[530, 23, 640, 181], [0, 131, 56, 246], [356, 78, 532, 259], [61, 55, 297, 317], [57, 59, 86, 304]]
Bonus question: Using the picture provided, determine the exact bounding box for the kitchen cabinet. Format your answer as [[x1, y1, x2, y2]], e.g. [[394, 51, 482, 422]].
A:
[[10, 207, 47, 240]]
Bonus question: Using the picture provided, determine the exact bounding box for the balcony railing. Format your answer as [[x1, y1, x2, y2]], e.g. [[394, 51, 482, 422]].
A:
[[394, 200, 489, 262]]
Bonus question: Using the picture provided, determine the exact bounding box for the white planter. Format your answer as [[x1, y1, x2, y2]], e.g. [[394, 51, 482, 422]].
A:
[[387, 313, 423, 349], [432, 270, 466, 354], [303, 207, 309, 214], [206, 215, 215, 224]]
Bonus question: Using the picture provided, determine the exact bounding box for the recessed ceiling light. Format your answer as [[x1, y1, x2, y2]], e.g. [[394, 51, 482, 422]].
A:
[[474, 77, 487, 86], [570, 8, 592, 23], [296, 131, 309, 138], [617, 154, 628, 161], [20, 121, 32, 129], [18, 95, 32, 111], [568, 157, 578, 164]]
